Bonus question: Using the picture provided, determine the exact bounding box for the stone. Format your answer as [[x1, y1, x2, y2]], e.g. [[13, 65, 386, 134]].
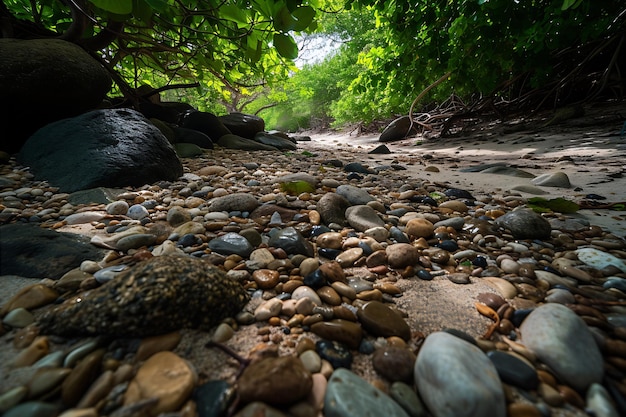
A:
[[3, 307, 34, 328], [486, 350, 539, 390], [233, 402, 287, 417], [531, 172, 571, 188], [519, 303, 604, 391], [37, 255, 249, 337], [379, 116, 417, 143], [136, 331, 183, 361], [180, 111, 231, 140], [0, 38, 111, 153], [586, 383, 619, 417], [124, 351, 197, 416], [254, 298, 283, 321], [0, 284, 59, 316], [325, 368, 410, 417], [254, 132, 297, 150], [345, 205, 385, 232], [390, 382, 426, 417], [172, 127, 214, 148], [336, 185, 375, 205], [386, 243, 419, 269], [268, 227, 314, 257], [174, 142, 204, 157], [193, 380, 234, 417], [372, 346, 416, 383], [292, 286, 322, 306], [62, 349, 105, 406], [106, 200, 129, 215], [299, 350, 322, 373], [0, 223, 105, 279], [238, 356, 312, 406], [19, 109, 183, 193], [2, 401, 60, 417], [310, 319, 363, 349], [357, 300, 411, 341], [576, 247, 626, 272], [217, 134, 278, 151], [252, 269, 280, 290], [209, 193, 259, 213], [415, 332, 506, 417], [208, 232, 254, 257], [317, 193, 350, 226], [494, 209, 551, 240], [167, 206, 192, 227], [405, 218, 434, 238], [220, 112, 265, 139]]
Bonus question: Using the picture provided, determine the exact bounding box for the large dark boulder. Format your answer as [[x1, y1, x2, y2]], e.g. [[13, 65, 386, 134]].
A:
[[180, 111, 231, 140], [220, 113, 265, 139], [0, 38, 112, 153], [0, 223, 106, 279], [379, 116, 419, 142], [253, 132, 297, 150], [19, 109, 183, 193]]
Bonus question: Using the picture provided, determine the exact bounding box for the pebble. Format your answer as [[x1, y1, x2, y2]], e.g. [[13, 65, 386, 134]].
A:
[[345, 205, 386, 231], [576, 247, 626, 272], [238, 356, 312, 406], [414, 331, 506, 417], [520, 303, 604, 391], [105, 200, 129, 215], [386, 244, 419, 269], [336, 184, 374, 205], [310, 319, 363, 349], [3, 307, 34, 328], [208, 232, 254, 257], [494, 209, 551, 239], [389, 381, 426, 417], [127, 204, 149, 220], [299, 349, 322, 373], [372, 346, 416, 383], [324, 368, 410, 417], [357, 300, 411, 341], [586, 382, 620, 417], [486, 350, 538, 390], [124, 351, 197, 415]]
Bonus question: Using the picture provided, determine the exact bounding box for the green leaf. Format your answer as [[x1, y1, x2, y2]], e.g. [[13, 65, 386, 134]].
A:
[[274, 6, 296, 32], [144, 0, 168, 11], [279, 181, 315, 195], [221, 4, 249, 26], [292, 6, 315, 31], [527, 197, 580, 214], [88, 0, 133, 15], [273, 33, 299, 59]]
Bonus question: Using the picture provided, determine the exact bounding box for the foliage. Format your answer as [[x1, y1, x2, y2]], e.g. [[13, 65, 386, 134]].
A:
[[527, 197, 580, 214], [2, 0, 320, 108]]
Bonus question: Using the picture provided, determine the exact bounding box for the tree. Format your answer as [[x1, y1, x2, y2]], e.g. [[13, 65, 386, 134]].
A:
[[1, 0, 319, 108]]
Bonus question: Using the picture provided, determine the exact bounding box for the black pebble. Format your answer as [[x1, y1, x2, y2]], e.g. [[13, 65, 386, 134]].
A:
[[316, 340, 353, 369]]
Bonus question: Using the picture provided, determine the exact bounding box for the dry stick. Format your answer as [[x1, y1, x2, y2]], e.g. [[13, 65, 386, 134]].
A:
[[406, 71, 452, 137]]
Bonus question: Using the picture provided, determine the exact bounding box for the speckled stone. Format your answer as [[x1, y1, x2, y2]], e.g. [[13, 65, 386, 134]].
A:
[[37, 255, 249, 336], [372, 346, 416, 383], [494, 209, 551, 240], [386, 244, 419, 269], [345, 205, 385, 232], [238, 356, 312, 406]]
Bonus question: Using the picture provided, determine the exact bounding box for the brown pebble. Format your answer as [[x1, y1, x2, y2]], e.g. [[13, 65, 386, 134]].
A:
[[0, 284, 59, 316], [538, 382, 563, 406], [558, 384, 585, 408], [507, 402, 542, 417], [296, 337, 316, 355], [318, 261, 346, 283], [76, 370, 115, 408], [13, 336, 49, 368], [252, 269, 280, 290], [477, 293, 506, 310], [62, 348, 105, 406], [136, 331, 183, 362], [317, 286, 341, 306], [372, 346, 416, 383], [310, 319, 363, 349], [13, 325, 39, 349], [536, 369, 557, 388]]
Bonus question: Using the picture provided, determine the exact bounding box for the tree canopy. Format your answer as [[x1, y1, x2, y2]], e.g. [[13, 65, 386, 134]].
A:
[[2, 0, 625, 129]]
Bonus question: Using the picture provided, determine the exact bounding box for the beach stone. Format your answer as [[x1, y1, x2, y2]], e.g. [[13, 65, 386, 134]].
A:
[[486, 350, 538, 390], [316, 340, 353, 369], [209, 192, 259, 213], [234, 402, 287, 417], [208, 232, 254, 257], [62, 348, 105, 406], [586, 383, 619, 417], [293, 286, 322, 305], [19, 109, 183, 193], [193, 380, 233, 417], [365, 226, 390, 242], [495, 209, 551, 240], [105, 200, 129, 215], [345, 205, 385, 232], [405, 218, 434, 238], [531, 172, 571, 188], [415, 331, 506, 417], [325, 368, 410, 417], [238, 356, 312, 406], [299, 349, 322, 373], [124, 351, 196, 416], [576, 247, 626, 272], [3, 307, 34, 328], [336, 248, 363, 267], [268, 227, 314, 257], [254, 298, 283, 321], [357, 301, 411, 341], [310, 319, 363, 349], [2, 401, 60, 417], [1, 38, 111, 153], [254, 132, 297, 150], [390, 382, 426, 417], [217, 133, 278, 151], [180, 110, 231, 139], [252, 269, 280, 290], [439, 200, 468, 213], [373, 346, 416, 383], [319, 261, 347, 283], [167, 206, 192, 227], [0, 223, 105, 279], [336, 184, 375, 205], [174, 142, 203, 157], [379, 116, 416, 143], [115, 234, 156, 251], [520, 303, 603, 391], [37, 255, 249, 337], [317, 193, 350, 226], [136, 331, 182, 362], [317, 232, 344, 249], [172, 126, 214, 148], [220, 112, 265, 139], [276, 172, 319, 188], [64, 211, 106, 225], [386, 243, 419, 269], [0, 284, 59, 316]]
